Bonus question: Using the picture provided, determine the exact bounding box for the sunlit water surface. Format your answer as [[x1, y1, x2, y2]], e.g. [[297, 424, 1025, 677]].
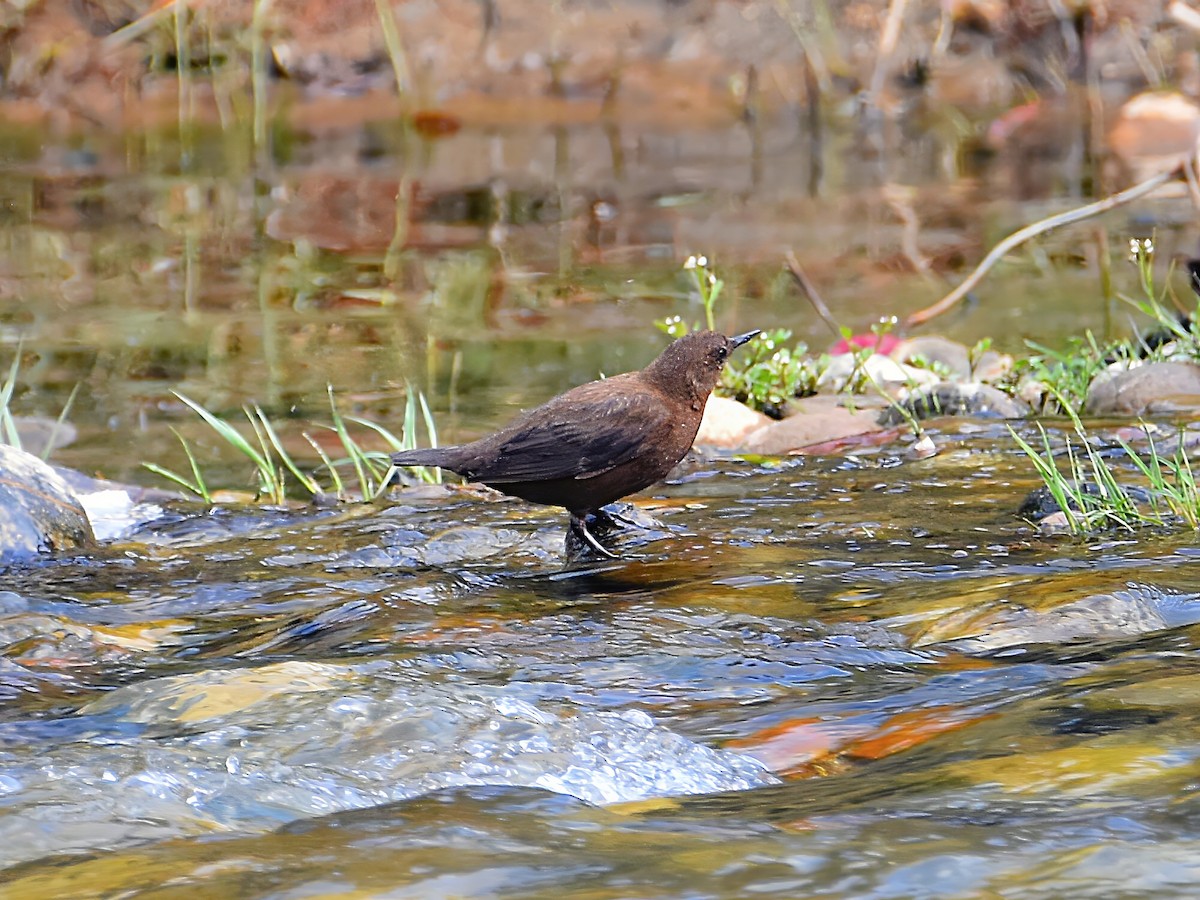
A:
[[6, 431, 1200, 898], [4, 111, 1200, 898]]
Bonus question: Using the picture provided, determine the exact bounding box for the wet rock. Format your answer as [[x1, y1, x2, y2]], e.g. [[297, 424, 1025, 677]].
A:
[[878, 382, 1029, 425], [1084, 361, 1200, 416], [46, 467, 178, 542], [0, 444, 94, 563], [53, 662, 777, 849], [51, 466, 180, 506], [914, 583, 1178, 652], [76, 491, 167, 542], [894, 336, 1012, 382], [694, 396, 772, 449], [1034, 510, 1074, 535], [743, 396, 885, 455], [1018, 484, 1070, 522]]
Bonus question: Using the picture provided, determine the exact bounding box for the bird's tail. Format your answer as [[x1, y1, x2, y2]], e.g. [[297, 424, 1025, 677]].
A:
[[391, 447, 456, 469]]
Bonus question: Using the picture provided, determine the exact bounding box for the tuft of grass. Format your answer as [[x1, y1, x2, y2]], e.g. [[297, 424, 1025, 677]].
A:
[[1121, 427, 1200, 529], [143, 427, 214, 503], [1, 348, 80, 460], [1010, 420, 1146, 533], [1011, 237, 1200, 416], [166, 392, 291, 504], [1118, 237, 1199, 359], [1010, 394, 1200, 534], [1016, 332, 1112, 416], [143, 384, 440, 504]]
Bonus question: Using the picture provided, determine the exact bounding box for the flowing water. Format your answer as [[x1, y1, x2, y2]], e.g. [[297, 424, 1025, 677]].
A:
[[4, 109, 1200, 898]]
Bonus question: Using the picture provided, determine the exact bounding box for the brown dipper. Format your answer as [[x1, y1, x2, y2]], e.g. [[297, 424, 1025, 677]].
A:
[[391, 329, 760, 557]]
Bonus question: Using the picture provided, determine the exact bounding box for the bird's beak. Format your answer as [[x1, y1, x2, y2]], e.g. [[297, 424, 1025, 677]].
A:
[[730, 330, 761, 349]]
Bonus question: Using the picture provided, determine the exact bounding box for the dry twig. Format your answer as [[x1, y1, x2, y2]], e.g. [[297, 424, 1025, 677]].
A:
[[904, 166, 1180, 328], [784, 252, 843, 339]]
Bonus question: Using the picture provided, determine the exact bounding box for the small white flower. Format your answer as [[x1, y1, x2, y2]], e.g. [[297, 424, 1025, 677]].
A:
[[1129, 237, 1154, 261], [684, 255, 698, 270]]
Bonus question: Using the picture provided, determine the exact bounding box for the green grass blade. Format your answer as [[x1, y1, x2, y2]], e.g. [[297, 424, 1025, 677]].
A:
[[242, 405, 285, 503], [1, 351, 23, 450], [328, 385, 370, 498], [304, 431, 345, 499], [141, 462, 206, 498], [175, 425, 211, 503], [403, 387, 418, 451], [174, 392, 270, 469], [141, 426, 211, 502], [418, 391, 439, 451], [252, 404, 320, 496], [39, 382, 81, 461]]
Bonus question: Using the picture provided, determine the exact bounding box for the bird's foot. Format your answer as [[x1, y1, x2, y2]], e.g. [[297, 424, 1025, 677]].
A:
[[591, 505, 640, 532], [595, 503, 669, 536], [567, 513, 618, 561]]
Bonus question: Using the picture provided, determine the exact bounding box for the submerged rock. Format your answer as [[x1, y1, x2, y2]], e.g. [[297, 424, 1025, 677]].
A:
[[0, 660, 777, 866], [1017, 482, 1153, 523], [1085, 361, 1200, 416], [0, 444, 94, 563], [913, 583, 1192, 652]]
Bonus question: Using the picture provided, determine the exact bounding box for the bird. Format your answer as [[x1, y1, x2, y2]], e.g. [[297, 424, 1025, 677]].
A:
[[391, 329, 760, 558]]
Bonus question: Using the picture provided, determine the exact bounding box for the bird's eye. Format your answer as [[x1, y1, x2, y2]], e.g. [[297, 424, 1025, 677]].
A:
[[716, 347, 728, 361]]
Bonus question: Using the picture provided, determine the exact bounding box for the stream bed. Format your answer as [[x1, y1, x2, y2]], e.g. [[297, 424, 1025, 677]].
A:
[[6, 431, 1200, 897], [3, 83, 1200, 895]]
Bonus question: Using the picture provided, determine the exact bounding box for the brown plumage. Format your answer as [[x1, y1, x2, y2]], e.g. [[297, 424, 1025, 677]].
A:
[[392, 329, 759, 557]]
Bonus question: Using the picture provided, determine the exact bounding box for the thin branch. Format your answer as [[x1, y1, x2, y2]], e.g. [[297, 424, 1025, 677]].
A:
[[784, 252, 843, 339], [904, 166, 1179, 328]]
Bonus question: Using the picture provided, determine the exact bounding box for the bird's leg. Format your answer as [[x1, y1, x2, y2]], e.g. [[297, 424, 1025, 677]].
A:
[[567, 512, 618, 559]]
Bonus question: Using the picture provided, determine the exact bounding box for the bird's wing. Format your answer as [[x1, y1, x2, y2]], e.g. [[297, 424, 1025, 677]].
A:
[[466, 381, 673, 483]]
